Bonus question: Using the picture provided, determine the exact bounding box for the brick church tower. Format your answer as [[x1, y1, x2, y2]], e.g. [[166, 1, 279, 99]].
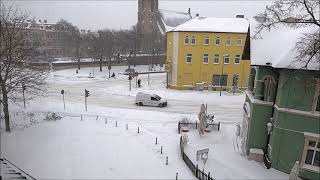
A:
[[137, 0, 163, 53]]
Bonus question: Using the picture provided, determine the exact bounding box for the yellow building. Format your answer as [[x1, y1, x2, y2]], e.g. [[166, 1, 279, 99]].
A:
[[166, 17, 251, 90]]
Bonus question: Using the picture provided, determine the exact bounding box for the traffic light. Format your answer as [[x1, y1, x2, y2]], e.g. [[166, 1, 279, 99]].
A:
[[85, 89, 90, 97], [61, 89, 64, 95], [22, 84, 26, 91], [128, 76, 132, 80]]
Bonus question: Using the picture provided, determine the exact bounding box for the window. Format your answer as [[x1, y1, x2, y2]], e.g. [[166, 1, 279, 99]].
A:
[[262, 76, 276, 102], [204, 37, 210, 45], [226, 37, 231, 46], [213, 75, 228, 86], [203, 54, 209, 64], [186, 54, 192, 63], [224, 54, 230, 64], [214, 54, 219, 64], [235, 54, 241, 64], [191, 36, 196, 45], [184, 35, 189, 45], [237, 37, 242, 46], [312, 78, 320, 112], [215, 37, 220, 45], [301, 135, 320, 171]]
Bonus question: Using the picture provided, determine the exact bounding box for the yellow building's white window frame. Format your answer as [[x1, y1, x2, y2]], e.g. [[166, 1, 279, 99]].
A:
[[184, 35, 189, 45], [226, 37, 231, 46], [235, 54, 241, 64], [186, 53, 192, 64], [215, 36, 221, 46], [237, 37, 242, 46], [224, 54, 230, 64], [204, 36, 210, 45], [203, 54, 209, 64], [191, 36, 196, 45], [301, 133, 320, 173], [213, 54, 219, 64]]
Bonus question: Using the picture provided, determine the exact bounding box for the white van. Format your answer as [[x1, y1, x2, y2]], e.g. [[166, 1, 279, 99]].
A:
[[135, 92, 167, 107]]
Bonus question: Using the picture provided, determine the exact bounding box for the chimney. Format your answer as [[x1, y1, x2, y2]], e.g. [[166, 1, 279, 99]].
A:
[[236, 15, 244, 18], [44, 20, 47, 23]]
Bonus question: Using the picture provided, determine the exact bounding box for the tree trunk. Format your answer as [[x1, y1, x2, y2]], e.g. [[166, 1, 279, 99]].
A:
[[1, 84, 10, 132], [77, 58, 80, 70], [99, 58, 102, 72]]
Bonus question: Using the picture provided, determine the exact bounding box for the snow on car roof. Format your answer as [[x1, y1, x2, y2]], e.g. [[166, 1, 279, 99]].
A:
[[250, 18, 319, 71], [168, 16, 249, 33]]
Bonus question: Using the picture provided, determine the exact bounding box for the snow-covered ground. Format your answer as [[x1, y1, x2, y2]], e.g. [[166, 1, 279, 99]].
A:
[[1, 65, 288, 179]]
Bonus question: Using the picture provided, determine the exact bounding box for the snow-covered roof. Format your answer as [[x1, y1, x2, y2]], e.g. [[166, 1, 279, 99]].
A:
[[159, 9, 191, 28], [168, 17, 249, 33], [158, 9, 191, 33], [250, 18, 320, 71]]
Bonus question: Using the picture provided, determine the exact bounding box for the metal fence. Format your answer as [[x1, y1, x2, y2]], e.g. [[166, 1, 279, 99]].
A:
[[178, 121, 220, 134], [179, 137, 214, 180]]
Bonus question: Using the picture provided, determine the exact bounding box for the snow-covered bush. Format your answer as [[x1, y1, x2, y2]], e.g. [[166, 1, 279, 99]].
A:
[[44, 112, 62, 121]]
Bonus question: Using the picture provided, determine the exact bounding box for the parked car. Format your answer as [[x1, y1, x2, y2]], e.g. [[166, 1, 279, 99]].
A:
[[124, 68, 135, 75], [135, 92, 167, 107]]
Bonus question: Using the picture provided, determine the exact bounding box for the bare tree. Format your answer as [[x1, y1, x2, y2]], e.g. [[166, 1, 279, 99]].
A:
[[255, 0, 320, 68], [0, 5, 47, 132]]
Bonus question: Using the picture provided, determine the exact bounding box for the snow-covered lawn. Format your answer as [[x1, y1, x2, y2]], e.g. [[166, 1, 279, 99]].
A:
[[1, 66, 287, 179]]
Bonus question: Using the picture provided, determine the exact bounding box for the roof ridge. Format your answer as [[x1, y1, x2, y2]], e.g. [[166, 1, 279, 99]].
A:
[[158, 9, 189, 15]]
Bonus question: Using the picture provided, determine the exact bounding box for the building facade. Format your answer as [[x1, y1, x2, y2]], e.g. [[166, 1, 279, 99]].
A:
[[243, 66, 320, 179], [24, 19, 68, 59], [166, 17, 251, 90], [242, 23, 320, 179]]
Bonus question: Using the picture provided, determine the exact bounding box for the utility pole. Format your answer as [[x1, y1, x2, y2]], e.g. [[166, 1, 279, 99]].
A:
[[22, 84, 26, 109]]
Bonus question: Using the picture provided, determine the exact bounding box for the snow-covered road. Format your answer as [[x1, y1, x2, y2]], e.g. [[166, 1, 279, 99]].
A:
[[1, 66, 287, 179]]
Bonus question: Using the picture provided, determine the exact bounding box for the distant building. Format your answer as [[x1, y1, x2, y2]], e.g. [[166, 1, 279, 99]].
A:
[[137, 0, 191, 53], [23, 19, 67, 59], [165, 16, 251, 90], [242, 23, 319, 180]]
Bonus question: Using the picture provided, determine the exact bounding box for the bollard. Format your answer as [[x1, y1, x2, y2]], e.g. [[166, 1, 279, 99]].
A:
[[116, 121, 117, 127], [138, 127, 139, 133], [126, 124, 128, 130], [196, 121, 197, 129], [155, 137, 158, 145], [161, 146, 163, 154], [166, 156, 168, 165], [208, 172, 210, 179], [81, 115, 83, 121], [96, 115, 98, 120], [176, 172, 178, 180]]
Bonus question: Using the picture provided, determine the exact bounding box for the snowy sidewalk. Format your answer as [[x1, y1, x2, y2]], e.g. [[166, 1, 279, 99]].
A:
[[182, 125, 288, 180]]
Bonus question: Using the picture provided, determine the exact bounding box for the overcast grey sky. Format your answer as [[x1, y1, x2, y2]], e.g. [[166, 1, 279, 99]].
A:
[[7, 1, 271, 31]]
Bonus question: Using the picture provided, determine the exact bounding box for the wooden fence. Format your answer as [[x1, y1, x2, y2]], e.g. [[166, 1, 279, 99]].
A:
[[179, 137, 214, 180]]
